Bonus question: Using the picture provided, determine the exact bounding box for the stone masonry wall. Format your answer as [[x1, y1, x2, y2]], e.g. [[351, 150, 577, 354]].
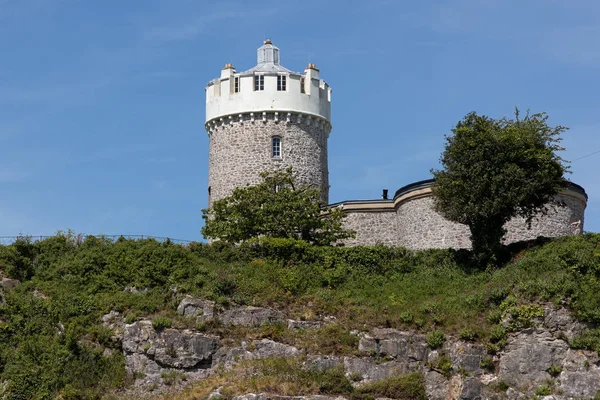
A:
[[208, 113, 329, 206], [502, 193, 585, 244], [395, 196, 471, 250], [342, 192, 586, 250], [342, 211, 399, 247]]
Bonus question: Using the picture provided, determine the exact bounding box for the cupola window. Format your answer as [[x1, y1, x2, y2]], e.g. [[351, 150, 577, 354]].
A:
[[254, 75, 264, 91], [277, 75, 287, 91], [272, 136, 281, 158]]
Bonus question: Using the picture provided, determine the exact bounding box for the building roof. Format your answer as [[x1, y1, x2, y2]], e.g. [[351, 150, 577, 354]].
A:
[[239, 39, 299, 76]]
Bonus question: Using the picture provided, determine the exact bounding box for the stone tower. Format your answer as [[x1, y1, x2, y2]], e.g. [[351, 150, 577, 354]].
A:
[[205, 39, 332, 206]]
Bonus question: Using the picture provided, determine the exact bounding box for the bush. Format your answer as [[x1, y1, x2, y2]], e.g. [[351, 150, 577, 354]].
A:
[[459, 328, 477, 342], [152, 316, 172, 330], [426, 330, 445, 349], [547, 365, 562, 377]]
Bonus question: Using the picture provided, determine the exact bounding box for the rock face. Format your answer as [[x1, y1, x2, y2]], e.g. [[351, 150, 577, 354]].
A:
[[220, 306, 286, 327], [212, 339, 300, 369], [107, 304, 600, 399], [119, 319, 219, 391], [499, 328, 569, 391], [123, 320, 219, 369], [176, 296, 215, 321]]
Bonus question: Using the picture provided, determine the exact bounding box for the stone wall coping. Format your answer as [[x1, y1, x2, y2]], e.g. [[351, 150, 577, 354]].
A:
[[332, 180, 587, 213]]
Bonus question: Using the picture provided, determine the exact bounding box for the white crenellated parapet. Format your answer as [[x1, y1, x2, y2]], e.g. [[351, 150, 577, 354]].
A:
[[204, 111, 332, 136], [205, 41, 331, 127]]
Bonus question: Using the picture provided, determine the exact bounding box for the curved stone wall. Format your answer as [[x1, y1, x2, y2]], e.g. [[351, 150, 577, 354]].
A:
[[342, 210, 399, 247], [207, 112, 329, 206], [339, 182, 587, 250]]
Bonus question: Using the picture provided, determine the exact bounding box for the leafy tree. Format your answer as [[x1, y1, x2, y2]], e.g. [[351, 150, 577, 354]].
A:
[[431, 109, 568, 262], [201, 167, 354, 245]]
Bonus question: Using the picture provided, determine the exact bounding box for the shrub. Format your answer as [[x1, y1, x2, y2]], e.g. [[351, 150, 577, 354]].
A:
[[426, 330, 445, 349], [152, 316, 172, 330], [459, 328, 477, 342], [547, 365, 562, 377], [429, 355, 452, 377], [569, 329, 600, 352], [535, 384, 552, 396], [480, 355, 495, 372]]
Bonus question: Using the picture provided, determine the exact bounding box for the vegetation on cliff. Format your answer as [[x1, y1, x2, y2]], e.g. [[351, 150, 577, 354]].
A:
[[0, 232, 599, 398]]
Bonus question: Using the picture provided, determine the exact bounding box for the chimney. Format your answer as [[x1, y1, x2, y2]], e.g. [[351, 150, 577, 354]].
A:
[[382, 189, 389, 200]]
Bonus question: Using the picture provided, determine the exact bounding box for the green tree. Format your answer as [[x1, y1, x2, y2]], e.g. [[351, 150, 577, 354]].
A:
[[431, 110, 568, 263], [201, 167, 355, 245]]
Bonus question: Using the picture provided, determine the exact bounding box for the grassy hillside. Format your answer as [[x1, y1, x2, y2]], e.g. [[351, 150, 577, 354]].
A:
[[0, 233, 599, 399]]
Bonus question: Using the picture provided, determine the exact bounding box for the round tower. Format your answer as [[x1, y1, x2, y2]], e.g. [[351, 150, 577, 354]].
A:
[[205, 39, 332, 206]]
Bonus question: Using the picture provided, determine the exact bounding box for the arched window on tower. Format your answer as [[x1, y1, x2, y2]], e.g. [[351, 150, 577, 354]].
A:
[[272, 136, 281, 158]]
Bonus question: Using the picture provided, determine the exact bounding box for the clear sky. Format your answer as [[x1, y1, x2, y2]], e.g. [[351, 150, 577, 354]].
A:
[[1, 0, 598, 241]]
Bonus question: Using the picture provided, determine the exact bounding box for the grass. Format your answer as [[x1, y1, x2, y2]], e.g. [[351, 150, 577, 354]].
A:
[[171, 357, 425, 400]]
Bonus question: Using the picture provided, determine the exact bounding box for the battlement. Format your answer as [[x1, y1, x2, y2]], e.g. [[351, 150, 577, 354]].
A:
[[205, 40, 331, 126]]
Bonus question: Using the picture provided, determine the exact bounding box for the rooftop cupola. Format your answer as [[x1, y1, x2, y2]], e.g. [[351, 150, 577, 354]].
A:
[[257, 38, 280, 65]]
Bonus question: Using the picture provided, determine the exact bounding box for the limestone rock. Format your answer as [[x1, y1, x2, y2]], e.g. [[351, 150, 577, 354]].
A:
[[343, 357, 411, 383], [232, 396, 346, 400], [557, 349, 600, 398], [506, 387, 528, 400], [102, 310, 124, 339], [305, 355, 344, 372], [220, 306, 286, 327], [287, 319, 323, 331], [154, 328, 219, 368], [445, 341, 486, 375], [424, 370, 449, 400], [211, 346, 253, 369], [459, 377, 482, 399], [358, 328, 428, 362], [252, 339, 300, 359], [543, 306, 589, 341], [212, 339, 299, 369], [0, 278, 19, 291], [498, 327, 568, 392], [122, 320, 219, 369], [208, 387, 224, 400], [176, 296, 215, 321]]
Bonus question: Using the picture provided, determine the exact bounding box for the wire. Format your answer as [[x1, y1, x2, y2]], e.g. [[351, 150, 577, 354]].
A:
[[573, 149, 600, 162]]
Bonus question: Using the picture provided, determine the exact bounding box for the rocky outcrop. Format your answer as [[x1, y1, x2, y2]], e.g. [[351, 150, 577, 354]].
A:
[[123, 320, 219, 369], [104, 304, 600, 399], [220, 306, 286, 327], [212, 339, 300, 369], [287, 319, 323, 331], [544, 305, 590, 341], [176, 296, 215, 322], [498, 328, 569, 391]]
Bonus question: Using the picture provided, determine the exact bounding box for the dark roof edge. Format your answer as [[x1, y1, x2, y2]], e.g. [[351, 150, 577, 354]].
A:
[[566, 181, 588, 199], [393, 179, 435, 200], [328, 178, 587, 207]]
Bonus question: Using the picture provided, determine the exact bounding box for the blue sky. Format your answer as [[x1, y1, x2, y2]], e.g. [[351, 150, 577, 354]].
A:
[[1, 0, 598, 240]]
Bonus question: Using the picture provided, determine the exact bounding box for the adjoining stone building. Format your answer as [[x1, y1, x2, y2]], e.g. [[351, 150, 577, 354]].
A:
[[204, 40, 587, 250]]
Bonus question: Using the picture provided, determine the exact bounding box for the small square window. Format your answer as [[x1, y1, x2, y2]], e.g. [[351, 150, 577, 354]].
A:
[[277, 75, 287, 91], [234, 77, 240, 93], [272, 137, 281, 158], [254, 75, 264, 91]]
